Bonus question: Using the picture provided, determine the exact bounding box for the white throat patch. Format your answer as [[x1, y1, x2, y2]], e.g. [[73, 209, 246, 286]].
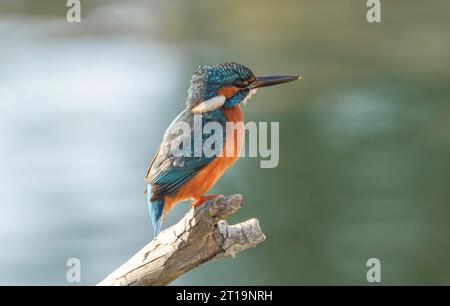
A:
[[191, 95, 226, 113], [191, 89, 258, 113], [242, 89, 258, 105]]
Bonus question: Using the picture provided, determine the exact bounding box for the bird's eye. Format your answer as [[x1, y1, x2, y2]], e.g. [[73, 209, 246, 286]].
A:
[[233, 79, 245, 88]]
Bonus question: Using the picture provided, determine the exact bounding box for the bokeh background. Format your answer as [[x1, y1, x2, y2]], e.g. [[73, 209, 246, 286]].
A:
[[0, 0, 449, 285]]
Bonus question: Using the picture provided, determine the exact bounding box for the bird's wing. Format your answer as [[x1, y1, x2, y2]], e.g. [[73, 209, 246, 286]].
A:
[[145, 109, 225, 198], [144, 148, 159, 193], [148, 155, 213, 197]]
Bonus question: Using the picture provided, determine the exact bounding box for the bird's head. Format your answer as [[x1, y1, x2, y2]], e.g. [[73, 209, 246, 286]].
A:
[[186, 62, 300, 113]]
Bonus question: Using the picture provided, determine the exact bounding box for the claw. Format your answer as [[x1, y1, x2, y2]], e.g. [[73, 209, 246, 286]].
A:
[[191, 195, 219, 208]]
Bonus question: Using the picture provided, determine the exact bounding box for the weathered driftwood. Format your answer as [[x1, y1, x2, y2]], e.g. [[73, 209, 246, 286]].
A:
[[97, 194, 265, 286]]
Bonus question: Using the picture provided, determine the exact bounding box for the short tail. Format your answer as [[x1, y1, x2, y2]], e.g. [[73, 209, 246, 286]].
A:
[[146, 185, 164, 236]]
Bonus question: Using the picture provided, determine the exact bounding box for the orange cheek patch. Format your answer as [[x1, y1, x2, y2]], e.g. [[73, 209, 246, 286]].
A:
[[218, 86, 239, 99]]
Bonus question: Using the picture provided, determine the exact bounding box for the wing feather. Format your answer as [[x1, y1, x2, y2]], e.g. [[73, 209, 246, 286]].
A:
[[145, 109, 225, 198]]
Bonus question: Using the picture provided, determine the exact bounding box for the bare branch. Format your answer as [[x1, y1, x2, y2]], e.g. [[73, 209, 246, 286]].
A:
[[97, 194, 265, 286]]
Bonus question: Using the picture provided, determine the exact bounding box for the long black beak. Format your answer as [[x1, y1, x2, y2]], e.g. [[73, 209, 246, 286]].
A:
[[247, 75, 301, 89]]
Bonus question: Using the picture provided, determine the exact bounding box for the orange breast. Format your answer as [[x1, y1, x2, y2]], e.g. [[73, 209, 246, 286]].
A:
[[163, 106, 244, 214]]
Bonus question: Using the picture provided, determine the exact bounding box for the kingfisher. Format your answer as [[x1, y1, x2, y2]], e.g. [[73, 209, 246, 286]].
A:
[[145, 62, 299, 235]]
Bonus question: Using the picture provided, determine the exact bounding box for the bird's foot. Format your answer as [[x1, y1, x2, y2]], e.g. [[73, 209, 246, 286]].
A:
[[191, 195, 220, 208]]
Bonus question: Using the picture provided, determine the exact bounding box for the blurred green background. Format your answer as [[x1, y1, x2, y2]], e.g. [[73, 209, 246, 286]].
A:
[[0, 0, 449, 285]]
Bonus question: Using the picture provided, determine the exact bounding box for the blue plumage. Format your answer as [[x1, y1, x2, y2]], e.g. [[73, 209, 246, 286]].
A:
[[147, 185, 164, 236], [186, 63, 254, 109], [145, 109, 227, 235]]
